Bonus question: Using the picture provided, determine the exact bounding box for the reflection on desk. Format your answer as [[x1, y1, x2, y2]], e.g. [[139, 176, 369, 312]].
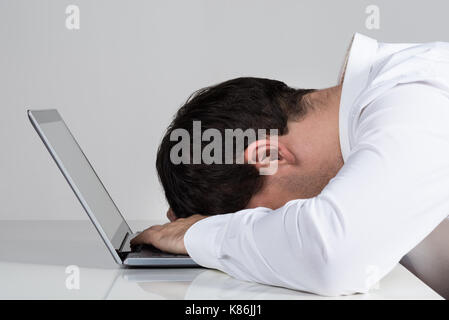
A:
[[0, 220, 442, 300], [0, 262, 441, 299]]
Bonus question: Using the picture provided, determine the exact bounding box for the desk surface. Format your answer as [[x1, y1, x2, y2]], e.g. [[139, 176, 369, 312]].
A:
[[0, 220, 442, 300]]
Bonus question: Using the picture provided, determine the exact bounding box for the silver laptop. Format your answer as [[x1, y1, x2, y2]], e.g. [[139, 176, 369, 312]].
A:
[[28, 109, 199, 267]]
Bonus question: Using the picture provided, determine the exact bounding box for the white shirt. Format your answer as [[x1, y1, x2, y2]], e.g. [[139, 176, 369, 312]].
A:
[[184, 33, 449, 296]]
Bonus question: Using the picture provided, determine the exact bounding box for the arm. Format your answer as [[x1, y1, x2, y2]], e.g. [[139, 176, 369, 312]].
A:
[[184, 83, 449, 295]]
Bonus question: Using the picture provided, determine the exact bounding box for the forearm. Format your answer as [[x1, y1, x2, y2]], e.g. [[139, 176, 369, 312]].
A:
[[185, 198, 372, 296]]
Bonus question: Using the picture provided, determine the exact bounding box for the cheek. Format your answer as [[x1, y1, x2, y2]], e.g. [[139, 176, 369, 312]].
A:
[[309, 138, 343, 174], [302, 153, 342, 197]]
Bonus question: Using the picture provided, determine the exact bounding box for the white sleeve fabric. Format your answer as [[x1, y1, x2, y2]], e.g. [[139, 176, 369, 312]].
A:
[[184, 82, 449, 296]]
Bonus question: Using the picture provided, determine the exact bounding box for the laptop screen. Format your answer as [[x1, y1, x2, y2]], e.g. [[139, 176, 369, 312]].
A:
[[28, 110, 131, 253]]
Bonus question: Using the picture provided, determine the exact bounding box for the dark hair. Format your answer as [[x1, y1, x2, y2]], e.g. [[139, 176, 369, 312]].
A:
[[156, 77, 314, 218]]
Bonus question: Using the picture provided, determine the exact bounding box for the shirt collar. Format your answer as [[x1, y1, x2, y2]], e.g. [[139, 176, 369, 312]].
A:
[[338, 33, 378, 161]]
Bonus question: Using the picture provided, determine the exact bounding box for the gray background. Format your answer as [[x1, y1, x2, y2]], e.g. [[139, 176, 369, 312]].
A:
[[2, 0, 449, 221]]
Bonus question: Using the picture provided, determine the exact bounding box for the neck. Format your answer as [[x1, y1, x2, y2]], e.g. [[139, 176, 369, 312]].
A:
[[246, 84, 344, 210], [308, 83, 342, 113]]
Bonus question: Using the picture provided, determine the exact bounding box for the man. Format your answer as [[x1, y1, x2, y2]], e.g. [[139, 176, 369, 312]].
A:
[[131, 33, 449, 295]]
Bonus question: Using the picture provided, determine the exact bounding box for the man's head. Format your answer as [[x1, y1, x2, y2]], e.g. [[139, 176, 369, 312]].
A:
[[157, 77, 343, 219]]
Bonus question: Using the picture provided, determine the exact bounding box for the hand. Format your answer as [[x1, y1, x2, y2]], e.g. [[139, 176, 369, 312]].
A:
[[130, 213, 208, 255]]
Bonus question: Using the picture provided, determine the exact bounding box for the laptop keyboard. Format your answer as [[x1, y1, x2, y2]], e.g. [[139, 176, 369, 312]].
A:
[[131, 243, 163, 253], [129, 243, 189, 257]]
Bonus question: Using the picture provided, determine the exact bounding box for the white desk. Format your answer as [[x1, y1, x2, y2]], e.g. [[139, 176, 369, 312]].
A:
[[0, 220, 442, 300]]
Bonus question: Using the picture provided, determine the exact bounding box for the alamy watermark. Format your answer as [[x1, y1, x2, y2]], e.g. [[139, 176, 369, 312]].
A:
[[365, 5, 380, 30], [65, 265, 80, 290], [65, 5, 80, 30], [169, 121, 279, 175], [365, 265, 381, 291]]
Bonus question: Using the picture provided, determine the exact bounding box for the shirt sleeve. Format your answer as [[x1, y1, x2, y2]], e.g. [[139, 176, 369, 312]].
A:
[[184, 82, 449, 296]]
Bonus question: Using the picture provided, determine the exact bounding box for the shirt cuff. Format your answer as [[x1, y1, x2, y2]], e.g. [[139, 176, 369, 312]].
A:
[[184, 213, 232, 270]]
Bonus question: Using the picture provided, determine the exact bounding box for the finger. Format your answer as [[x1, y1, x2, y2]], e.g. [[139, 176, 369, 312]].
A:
[[130, 232, 145, 245], [167, 208, 177, 222], [130, 225, 164, 245]]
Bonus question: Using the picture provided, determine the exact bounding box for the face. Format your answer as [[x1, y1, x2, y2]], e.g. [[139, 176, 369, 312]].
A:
[[246, 86, 344, 210]]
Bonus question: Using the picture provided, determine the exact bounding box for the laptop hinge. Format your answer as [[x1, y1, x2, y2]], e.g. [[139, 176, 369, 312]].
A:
[[118, 232, 130, 253]]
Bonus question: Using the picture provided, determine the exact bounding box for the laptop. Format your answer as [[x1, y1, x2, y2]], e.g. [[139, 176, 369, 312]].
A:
[[28, 109, 199, 267]]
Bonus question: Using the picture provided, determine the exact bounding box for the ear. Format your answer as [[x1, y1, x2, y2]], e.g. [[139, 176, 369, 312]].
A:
[[244, 138, 295, 175]]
